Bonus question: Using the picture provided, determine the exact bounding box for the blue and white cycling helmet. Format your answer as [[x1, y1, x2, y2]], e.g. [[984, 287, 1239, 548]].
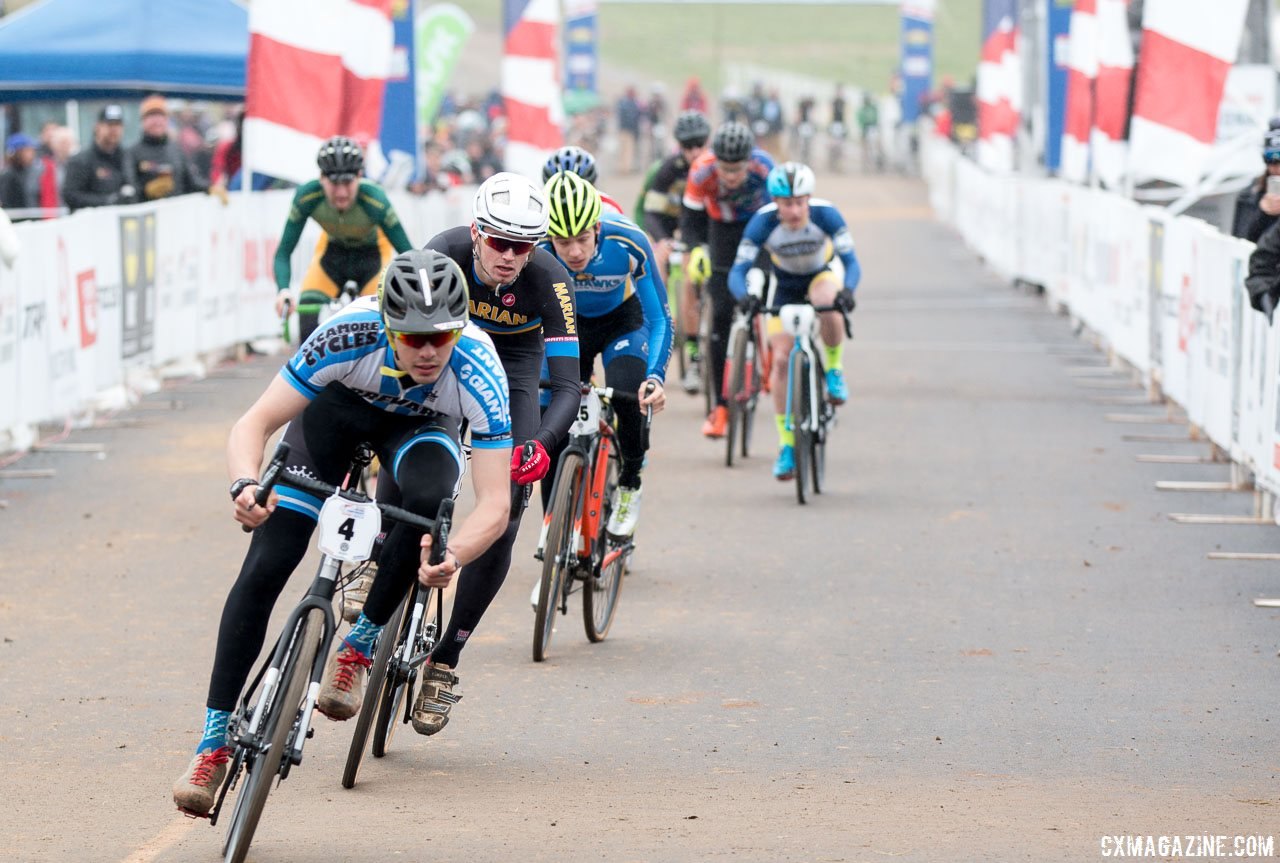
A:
[[766, 162, 816, 198], [541, 145, 598, 185]]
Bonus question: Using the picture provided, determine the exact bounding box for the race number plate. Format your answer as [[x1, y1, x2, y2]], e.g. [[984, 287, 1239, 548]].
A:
[[569, 389, 602, 436], [317, 496, 382, 562]]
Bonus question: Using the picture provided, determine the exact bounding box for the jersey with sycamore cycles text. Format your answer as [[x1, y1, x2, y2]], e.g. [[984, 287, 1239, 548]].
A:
[[273, 179, 413, 291], [281, 297, 512, 449], [728, 199, 862, 299], [540, 213, 673, 381]]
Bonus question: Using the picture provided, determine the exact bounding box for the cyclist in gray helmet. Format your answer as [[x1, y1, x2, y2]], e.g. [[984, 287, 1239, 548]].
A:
[[172, 248, 513, 817]]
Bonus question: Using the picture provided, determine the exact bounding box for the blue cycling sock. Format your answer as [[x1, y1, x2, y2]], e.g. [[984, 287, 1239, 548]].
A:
[[197, 708, 231, 753], [343, 613, 382, 659]]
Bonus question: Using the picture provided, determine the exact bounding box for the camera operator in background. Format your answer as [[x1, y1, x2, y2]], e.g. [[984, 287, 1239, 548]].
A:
[[1232, 128, 1280, 243]]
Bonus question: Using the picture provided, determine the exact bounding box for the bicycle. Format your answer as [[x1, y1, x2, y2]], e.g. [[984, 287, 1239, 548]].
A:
[[532, 384, 652, 662], [722, 303, 770, 468], [285, 279, 362, 345], [768, 301, 846, 505], [206, 441, 452, 863], [667, 242, 688, 386]]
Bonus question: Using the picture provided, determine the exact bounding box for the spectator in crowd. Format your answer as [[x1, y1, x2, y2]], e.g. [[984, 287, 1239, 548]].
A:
[[680, 76, 708, 114], [1245, 218, 1280, 321], [0, 133, 37, 216], [209, 108, 243, 198], [616, 86, 642, 174], [63, 104, 137, 213], [409, 141, 452, 194], [28, 125, 74, 216], [129, 94, 207, 202], [1232, 129, 1280, 243], [465, 136, 503, 183], [759, 88, 785, 157], [645, 82, 668, 161]]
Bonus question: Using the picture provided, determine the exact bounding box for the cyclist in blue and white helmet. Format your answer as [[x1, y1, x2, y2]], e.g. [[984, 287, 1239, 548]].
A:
[[729, 160, 862, 481]]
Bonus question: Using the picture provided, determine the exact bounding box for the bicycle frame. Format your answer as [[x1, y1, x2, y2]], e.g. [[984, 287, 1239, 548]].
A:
[[777, 303, 824, 436]]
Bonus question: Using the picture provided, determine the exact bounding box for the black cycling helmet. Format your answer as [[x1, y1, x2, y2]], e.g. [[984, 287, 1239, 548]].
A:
[[541, 145, 599, 185], [712, 121, 754, 162], [379, 249, 469, 334], [673, 110, 711, 148], [317, 135, 364, 180]]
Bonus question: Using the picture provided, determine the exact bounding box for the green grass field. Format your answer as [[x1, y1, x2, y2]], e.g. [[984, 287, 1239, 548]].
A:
[[448, 0, 980, 99]]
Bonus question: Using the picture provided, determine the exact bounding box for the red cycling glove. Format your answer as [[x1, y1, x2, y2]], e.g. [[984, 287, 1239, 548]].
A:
[[510, 440, 550, 485]]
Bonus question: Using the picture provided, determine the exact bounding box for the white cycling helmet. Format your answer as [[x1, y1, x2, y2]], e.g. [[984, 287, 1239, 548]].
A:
[[473, 172, 550, 241], [766, 162, 816, 198]]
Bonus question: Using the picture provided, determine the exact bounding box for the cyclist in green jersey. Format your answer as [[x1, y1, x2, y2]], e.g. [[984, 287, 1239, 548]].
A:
[[273, 136, 414, 342]]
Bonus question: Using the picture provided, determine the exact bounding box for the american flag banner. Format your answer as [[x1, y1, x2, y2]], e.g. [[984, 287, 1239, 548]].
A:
[[1060, 0, 1097, 184], [1091, 0, 1134, 188], [502, 0, 564, 180], [243, 0, 394, 185], [1129, 0, 1249, 188], [976, 0, 1020, 173]]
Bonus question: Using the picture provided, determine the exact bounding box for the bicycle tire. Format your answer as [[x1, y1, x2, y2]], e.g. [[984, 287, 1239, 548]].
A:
[[342, 594, 407, 788], [224, 609, 322, 863], [698, 296, 715, 418], [583, 439, 623, 641], [741, 328, 763, 460], [671, 268, 687, 384], [725, 324, 747, 467], [534, 452, 585, 662], [791, 351, 812, 506], [373, 587, 441, 757], [811, 363, 827, 495]]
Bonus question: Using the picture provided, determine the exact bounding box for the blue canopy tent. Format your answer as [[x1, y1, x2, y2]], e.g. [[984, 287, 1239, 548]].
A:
[[0, 0, 247, 101]]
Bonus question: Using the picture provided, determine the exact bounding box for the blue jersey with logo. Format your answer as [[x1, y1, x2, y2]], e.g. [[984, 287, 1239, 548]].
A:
[[282, 296, 512, 448], [728, 199, 862, 300], [541, 213, 673, 381]]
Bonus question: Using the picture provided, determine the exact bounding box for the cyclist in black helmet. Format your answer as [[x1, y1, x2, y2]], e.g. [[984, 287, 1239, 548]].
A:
[[172, 248, 514, 817], [632, 110, 712, 391], [681, 120, 774, 439], [273, 135, 415, 343]]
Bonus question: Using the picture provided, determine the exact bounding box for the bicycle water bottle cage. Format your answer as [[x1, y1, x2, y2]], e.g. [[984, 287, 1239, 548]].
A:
[[777, 303, 817, 338]]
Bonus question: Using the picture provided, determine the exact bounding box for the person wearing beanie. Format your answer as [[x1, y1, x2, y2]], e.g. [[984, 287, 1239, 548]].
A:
[[1232, 128, 1280, 243], [128, 94, 207, 201], [0, 133, 37, 216]]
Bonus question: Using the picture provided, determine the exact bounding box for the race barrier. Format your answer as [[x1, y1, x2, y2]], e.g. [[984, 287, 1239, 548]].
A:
[[0, 186, 474, 454], [921, 132, 1280, 504]]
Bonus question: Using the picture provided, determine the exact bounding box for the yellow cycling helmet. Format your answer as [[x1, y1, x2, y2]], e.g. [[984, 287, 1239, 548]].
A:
[[544, 170, 602, 238]]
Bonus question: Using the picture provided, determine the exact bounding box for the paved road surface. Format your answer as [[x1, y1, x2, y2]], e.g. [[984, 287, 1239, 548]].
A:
[[2, 171, 1278, 863]]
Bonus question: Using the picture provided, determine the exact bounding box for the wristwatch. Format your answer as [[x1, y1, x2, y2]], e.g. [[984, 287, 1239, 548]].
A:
[[229, 477, 260, 501]]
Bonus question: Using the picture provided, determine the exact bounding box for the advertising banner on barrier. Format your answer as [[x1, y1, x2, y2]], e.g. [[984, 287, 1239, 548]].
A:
[[1183, 229, 1238, 449], [0, 254, 18, 435], [154, 195, 206, 366], [119, 208, 158, 364]]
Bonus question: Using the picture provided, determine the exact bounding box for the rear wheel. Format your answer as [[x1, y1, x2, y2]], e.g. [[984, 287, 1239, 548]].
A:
[[342, 594, 407, 788], [671, 267, 687, 385], [697, 291, 715, 418], [534, 452, 585, 662], [740, 328, 763, 460], [584, 437, 623, 641], [791, 351, 812, 506], [724, 324, 747, 467], [224, 610, 322, 863]]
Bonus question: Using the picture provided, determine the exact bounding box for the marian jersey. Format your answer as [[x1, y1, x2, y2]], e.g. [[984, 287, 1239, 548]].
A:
[[728, 199, 862, 299], [281, 297, 512, 448]]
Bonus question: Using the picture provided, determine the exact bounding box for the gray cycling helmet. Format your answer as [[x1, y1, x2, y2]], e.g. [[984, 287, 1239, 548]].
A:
[[317, 135, 364, 180], [541, 145, 599, 184], [674, 111, 711, 147], [379, 249, 469, 333], [712, 121, 754, 161]]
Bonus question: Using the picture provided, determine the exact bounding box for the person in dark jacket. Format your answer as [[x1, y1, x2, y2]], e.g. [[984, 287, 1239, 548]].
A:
[[62, 105, 138, 213], [129, 94, 207, 201], [1232, 129, 1280, 243], [0, 133, 37, 216], [1244, 217, 1280, 320]]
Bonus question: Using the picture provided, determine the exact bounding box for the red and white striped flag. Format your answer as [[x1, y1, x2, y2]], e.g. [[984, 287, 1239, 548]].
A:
[[502, 0, 564, 180], [1090, 0, 1134, 187], [243, 0, 394, 185], [1060, 0, 1097, 183], [976, 0, 1020, 173], [1129, 0, 1248, 188]]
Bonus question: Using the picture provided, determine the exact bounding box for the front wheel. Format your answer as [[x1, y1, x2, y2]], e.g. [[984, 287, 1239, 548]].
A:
[[224, 610, 322, 863], [342, 594, 407, 788], [724, 324, 748, 468], [584, 438, 623, 641], [697, 293, 715, 418], [790, 351, 812, 506], [535, 452, 585, 662], [810, 362, 828, 495]]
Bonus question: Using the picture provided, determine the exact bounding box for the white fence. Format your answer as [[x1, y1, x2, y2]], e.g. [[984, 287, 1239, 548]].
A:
[[922, 132, 1280, 501], [0, 186, 475, 453]]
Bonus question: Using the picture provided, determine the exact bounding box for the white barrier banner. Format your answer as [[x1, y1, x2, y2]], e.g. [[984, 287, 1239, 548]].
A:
[[154, 196, 206, 366], [1181, 229, 1240, 449], [0, 251, 18, 434]]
